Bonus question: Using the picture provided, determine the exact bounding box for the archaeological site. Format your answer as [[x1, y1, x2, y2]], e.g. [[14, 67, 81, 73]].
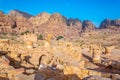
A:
[[0, 9, 120, 80]]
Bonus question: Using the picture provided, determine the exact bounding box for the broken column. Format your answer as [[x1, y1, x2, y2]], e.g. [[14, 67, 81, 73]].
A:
[[92, 46, 101, 63], [89, 44, 94, 55], [105, 46, 115, 57]]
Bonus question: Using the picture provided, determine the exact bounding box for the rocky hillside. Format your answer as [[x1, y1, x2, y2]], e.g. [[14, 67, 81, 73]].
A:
[[82, 20, 96, 32], [0, 11, 16, 33], [67, 18, 82, 31], [29, 12, 51, 26], [9, 9, 33, 18], [0, 10, 120, 39], [100, 19, 120, 30]]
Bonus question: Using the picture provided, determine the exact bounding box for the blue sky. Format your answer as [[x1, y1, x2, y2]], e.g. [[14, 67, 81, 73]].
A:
[[0, 0, 120, 27]]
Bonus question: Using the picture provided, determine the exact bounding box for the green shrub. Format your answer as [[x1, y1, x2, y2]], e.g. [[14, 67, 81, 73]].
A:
[[21, 30, 29, 35], [3, 33, 7, 35], [56, 36, 64, 40], [38, 34, 43, 40]]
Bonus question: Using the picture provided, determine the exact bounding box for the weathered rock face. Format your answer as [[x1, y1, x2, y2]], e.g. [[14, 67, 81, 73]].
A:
[[66, 19, 83, 38], [82, 20, 96, 32], [111, 19, 120, 26], [32, 13, 68, 38], [100, 19, 111, 29], [9, 9, 33, 19], [12, 17, 33, 34], [67, 18, 82, 31], [28, 12, 68, 38], [29, 12, 67, 27], [66, 27, 81, 39], [8, 11, 33, 34], [47, 13, 67, 26], [29, 12, 51, 26], [2, 9, 120, 39], [0, 10, 99, 38], [0, 12, 16, 33], [100, 19, 120, 30], [34, 23, 67, 38]]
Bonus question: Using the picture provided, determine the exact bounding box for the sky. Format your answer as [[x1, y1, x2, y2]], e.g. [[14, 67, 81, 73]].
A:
[[0, 0, 120, 27]]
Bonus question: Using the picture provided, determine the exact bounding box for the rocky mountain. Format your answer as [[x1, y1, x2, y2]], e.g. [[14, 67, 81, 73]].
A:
[[82, 20, 96, 32], [100, 19, 120, 30], [0, 11, 16, 33], [0, 10, 120, 39], [29, 12, 51, 26], [0, 10, 33, 34], [67, 18, 82, 30], [9, 9, 33, 19], [12, 18, 33, 34], [33, 13, 68, 37], [7, 10, 33, 34], [46, 13, 67, 26]]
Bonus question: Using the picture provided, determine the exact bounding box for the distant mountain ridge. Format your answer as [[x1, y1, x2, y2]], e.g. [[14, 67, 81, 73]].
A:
[[100, 19, 120, 29], [9, 9, 33, 18], [0, 10, 120, 38]]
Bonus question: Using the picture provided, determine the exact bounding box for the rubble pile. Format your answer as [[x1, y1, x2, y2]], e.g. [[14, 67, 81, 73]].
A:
[[0, 36, 120, 80]]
